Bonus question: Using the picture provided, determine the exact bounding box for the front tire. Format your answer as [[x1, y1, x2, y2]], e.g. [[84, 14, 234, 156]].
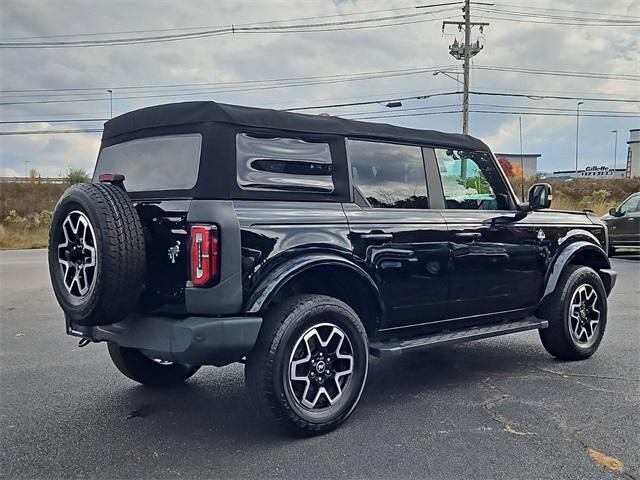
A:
[[107, 342, 200, 387], [538, 265, 607, 361], [245, 295, 369, 436]]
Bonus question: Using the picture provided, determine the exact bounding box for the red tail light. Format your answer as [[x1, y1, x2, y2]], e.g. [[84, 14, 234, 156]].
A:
[[190, 225, 219, 287]]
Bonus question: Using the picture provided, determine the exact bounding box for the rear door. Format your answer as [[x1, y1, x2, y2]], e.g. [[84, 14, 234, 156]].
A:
[[343, 139, 450, 329], [431, 148, 543, 318]]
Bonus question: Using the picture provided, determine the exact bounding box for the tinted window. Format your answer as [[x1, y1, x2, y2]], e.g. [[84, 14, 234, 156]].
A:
[[236, 134, 334, 192], [435, 149, 510, 210], [93, 134, 201, 192], [347, 140, 428, 209], [620, 195, 640, 214]]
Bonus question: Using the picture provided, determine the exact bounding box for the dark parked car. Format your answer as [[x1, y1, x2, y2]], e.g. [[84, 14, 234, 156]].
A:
[[48, 101, 616, 435], [602, 192, 640, 256]]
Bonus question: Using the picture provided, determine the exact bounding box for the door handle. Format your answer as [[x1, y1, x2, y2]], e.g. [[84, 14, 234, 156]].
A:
[[455, 232, 482, 242], [361, 233, 393, 241]]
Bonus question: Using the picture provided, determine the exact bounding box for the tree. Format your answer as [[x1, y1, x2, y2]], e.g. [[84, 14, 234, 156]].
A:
[[497, 157, 514, 177], [28, 168, 41, 182], [64, 167, 89, 185]]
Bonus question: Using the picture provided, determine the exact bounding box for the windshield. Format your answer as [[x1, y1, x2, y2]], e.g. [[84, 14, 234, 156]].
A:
[[93, 133, 202, 192]]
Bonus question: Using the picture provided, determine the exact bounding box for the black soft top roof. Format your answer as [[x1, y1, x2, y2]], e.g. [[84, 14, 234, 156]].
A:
[[102, 101, 488, 151]]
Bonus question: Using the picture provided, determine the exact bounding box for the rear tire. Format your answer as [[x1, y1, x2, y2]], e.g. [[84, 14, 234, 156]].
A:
[[245, 295, 369, 436], [107, 342, 200, 387], [538, 265, 607, 361], [48, 183, 145, 326]]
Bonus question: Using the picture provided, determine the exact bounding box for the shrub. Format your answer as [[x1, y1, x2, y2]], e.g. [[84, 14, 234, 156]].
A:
[[64, 167, 89, 185]]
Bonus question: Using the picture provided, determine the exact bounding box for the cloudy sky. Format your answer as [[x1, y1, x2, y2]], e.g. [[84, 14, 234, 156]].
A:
[[1, 0, 638, 177]]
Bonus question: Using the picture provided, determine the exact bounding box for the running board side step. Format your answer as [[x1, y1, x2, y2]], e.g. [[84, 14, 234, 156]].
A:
[[370, 319, 548, 357]]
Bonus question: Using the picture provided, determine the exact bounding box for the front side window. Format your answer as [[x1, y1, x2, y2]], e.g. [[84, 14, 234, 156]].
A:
[[347, 139, 428, 209], [435, 149, 510, 210], [93, 134, 202, 192], [236, 133, 334, 193], [620, 195, 640, 214]]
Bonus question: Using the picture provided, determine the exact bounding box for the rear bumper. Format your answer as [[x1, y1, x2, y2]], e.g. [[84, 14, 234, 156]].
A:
[[67, 314, 262, 366]]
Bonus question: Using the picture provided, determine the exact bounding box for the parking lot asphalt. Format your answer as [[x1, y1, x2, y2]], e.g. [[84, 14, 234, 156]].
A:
[[1, 249, 638, 480]]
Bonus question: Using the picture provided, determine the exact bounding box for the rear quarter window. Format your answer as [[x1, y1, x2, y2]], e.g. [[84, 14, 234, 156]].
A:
[[236, 133, 334, 193], [93, 134, 202, 192]]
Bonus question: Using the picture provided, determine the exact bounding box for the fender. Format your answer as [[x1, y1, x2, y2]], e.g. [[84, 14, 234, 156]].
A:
[[245, 252, 385, 317], [540, 239, 613, 305]]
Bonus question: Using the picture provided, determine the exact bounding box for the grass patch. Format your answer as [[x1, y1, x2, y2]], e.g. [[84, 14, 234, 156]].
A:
[[0, 224, 49, 249]]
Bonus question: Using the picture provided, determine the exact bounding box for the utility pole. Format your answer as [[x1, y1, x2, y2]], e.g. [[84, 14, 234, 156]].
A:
[[462, 0, 471, 134], [443, 1, 490, 134], [107, 89, 113, 118], [575, 101, 584, 174], [612, 129, 618, 172]]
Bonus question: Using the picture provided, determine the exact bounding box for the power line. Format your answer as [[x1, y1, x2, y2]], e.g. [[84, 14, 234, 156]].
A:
[[475, 7, 640, 26], [469, 91, 640, 104], [0, 65, 455, 99], [0, 67, 458, 105], [483, 6, 640, 23], [0, 8, 460, 48], [494, 3, 640, 21], [5, 64, 637, 100], [472, 65, 640, 81], [0, 5, 428, 41], [0, 129, 103, 135], [354, 109, 639, 120], [0, 118, 108, 125]]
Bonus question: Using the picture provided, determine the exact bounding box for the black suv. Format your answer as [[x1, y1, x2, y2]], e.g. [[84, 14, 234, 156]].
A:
[[48, 101, 616, 435]]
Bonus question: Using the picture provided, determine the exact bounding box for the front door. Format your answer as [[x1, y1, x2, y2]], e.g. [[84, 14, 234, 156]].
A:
[[344, 139, 450, 328], [610, 194, 640, 246], [432, 148, 544, 318]]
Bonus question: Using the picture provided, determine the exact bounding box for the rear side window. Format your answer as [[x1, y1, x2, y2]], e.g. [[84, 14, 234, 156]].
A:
[[93, 134, 202, 192], [347, 139, 428, 209], [236, 133, 334, 193]]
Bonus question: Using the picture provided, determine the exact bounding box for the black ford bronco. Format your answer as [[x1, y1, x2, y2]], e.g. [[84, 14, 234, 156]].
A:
[[48, 101, 616, 435]]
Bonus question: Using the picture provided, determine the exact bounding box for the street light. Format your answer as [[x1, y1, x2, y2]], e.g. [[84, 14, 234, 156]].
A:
[[611, 130, 618, 173], [107, 89, 113, 118], [24, 160, 30, 179], [575, 101, 584, 174], [433, 70, 464, 86]]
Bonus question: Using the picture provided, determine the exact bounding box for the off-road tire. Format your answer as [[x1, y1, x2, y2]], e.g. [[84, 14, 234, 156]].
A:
[[538, 265, 607, 361], [107, 342, 200, 387], [245, 295, 369, 436], [48, 182, 145, 326]]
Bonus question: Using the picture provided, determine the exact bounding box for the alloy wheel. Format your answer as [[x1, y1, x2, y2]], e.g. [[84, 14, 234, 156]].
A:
[[57, 210, 97, 298], [568, 284, 601, 348], [287, 323, 355, 411]]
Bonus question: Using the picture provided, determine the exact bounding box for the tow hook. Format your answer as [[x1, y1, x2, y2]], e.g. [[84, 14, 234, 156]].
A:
[[78, 338, 91, 348]]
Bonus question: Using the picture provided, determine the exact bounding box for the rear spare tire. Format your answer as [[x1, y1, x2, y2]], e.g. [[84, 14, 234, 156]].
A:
[[48, 182, 145, 326]]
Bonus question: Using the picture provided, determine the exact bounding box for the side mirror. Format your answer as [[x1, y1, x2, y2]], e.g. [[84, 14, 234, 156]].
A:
[[608, 207, 619, 217], [528, 183, 552, 210]]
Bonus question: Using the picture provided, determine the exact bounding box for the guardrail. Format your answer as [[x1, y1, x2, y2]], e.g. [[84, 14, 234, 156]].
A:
[[0, 177, 66, 184]]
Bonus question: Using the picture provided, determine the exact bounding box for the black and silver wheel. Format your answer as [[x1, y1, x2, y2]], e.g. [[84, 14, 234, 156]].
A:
[[48, 182, 145, 326], [107, 342, 200, 387], [245, 295, 368, 435], [539, 265, 607, 360], [57, 210, 98, 299]]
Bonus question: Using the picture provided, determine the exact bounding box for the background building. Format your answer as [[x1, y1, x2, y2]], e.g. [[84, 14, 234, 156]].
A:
[[545, 129, 639, 180], [626, 129, 640, 178]]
